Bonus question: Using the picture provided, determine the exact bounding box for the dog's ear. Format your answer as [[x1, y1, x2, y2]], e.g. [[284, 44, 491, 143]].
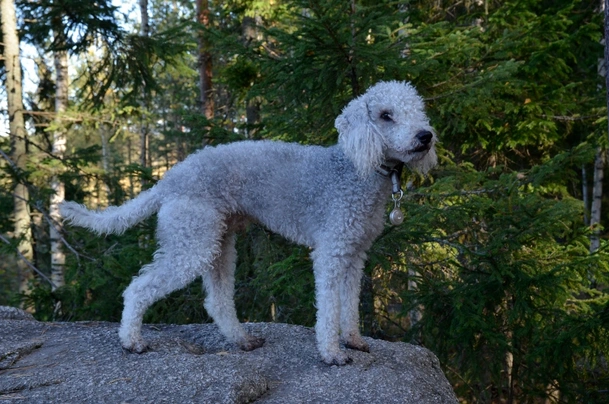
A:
[[335, 97, 384, 177]]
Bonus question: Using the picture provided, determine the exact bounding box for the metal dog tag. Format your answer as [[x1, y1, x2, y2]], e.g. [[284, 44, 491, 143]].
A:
[[389, 208, 404, 226], [389, 190, 404, 226]]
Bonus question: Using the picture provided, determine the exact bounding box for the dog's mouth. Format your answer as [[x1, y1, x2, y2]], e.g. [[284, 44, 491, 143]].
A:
[[408, 144, 431, 154]]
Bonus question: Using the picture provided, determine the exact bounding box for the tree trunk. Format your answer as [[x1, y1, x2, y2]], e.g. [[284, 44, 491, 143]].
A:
[[348, 0, 360, 96], [127, 136, 134, 198], [243, 16, 261, 138], [100, 124, 112, 204], [589, 148, 605, 254], [582, 165, 590, 225], [196, 0, 214, 136], [1, 0, 34, 294], [407, 268, 422, 327], [606, 0, 609, 144], [139, 0, 149, 187], [139, 0, 149, 37], [139, 119, 149, 187], [49, 26, 69, 292]]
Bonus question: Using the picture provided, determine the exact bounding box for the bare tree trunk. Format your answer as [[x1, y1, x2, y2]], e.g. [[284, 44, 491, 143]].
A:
[[174, 111, 186, 162], [100, 124, 112, 204], [1, 0, 34, 295], [139, 0, 150, 187], [590, 0, 609, 254], [49, 23, 69, 292], [243, 16, 261, 138], [196, 0, 214, 141], [605, 0, 609, 144], [139, 0, 149, 37], [348, 0, 360, 96], [407, 268, 422, 327], [127, 136, 134, 198], [139, 120, 149, 181], [582, 165, 590, 225], [590, 148, 605, 254]]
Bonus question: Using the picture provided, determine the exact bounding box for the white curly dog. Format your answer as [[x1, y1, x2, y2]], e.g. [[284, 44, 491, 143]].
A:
[[60, 81, 437, 365]]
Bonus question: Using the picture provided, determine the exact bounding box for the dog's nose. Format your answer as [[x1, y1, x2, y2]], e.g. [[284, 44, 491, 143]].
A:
[[416, 130, 433, 145]]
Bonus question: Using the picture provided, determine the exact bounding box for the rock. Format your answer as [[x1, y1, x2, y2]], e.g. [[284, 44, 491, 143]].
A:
[[0, 306, 35, 321], [0, 307, 457, 403]]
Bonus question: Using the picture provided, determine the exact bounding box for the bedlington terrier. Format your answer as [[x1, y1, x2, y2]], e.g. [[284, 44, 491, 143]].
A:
[[60, 80, 437, 365]]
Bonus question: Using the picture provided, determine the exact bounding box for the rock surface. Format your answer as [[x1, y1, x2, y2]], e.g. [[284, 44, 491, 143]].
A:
[[0, 307, 457, 403]]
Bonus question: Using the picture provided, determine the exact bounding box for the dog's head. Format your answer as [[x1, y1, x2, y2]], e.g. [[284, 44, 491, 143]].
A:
[[335, 81, 437, 177]]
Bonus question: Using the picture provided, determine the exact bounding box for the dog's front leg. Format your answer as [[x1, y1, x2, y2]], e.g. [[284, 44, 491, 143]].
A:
[[340, 256, 370, 353], [312, 251, 351, 365]]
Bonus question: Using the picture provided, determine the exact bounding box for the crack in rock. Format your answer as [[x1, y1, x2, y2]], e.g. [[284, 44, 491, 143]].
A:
[[0, 340, 44, 370]]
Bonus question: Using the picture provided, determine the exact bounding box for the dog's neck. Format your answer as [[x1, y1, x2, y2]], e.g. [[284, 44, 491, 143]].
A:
[[376, 161, 404, 195], [375, 160, 402, 177]]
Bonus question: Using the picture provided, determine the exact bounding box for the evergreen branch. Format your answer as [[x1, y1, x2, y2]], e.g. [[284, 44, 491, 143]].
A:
[[261, 43, 282, 60], [376, 311, 410, 335], [4, 131, 112, 184], [22, 109, 120, 125], [542, 114, 604, 122], [443, 364, 476, 399], [427, 237, 488, 257], [32, 197, 92, 263], [0, 149, 92, 262], [0, 233, 55, 288], [404, 188, 498, 199], [0, 148, 19, 172]]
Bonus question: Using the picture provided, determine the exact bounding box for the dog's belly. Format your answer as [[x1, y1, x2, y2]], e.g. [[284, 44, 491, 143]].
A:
[[240, 194, 387, 252], [245, 205, 320, 248]]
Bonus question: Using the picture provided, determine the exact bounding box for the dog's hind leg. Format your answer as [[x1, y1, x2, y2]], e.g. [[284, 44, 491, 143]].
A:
[[119, 199, 224, 353], [119, 259, 200, 353], [203, 230, 265, 351]]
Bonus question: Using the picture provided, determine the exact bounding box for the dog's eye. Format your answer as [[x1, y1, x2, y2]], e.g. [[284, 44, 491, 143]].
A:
[[380, 111, 393, 122]]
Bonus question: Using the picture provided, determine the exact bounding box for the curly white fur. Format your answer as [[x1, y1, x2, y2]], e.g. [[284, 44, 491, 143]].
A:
[[60, 81, 437, 365]]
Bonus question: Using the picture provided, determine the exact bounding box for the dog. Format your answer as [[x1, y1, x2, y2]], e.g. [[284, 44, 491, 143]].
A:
[[60, 81, 437, 365]]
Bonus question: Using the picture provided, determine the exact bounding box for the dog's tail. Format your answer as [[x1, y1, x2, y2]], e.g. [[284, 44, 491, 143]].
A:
[[59, 187, 161, 235]]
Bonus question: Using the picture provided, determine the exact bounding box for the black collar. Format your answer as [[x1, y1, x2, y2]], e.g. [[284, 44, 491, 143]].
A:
[[376, 161, 402, 176], [376, 161, 404, 194]]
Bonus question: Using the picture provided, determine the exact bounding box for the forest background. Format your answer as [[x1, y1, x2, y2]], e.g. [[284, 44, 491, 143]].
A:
[[1, 0, 609, 402]]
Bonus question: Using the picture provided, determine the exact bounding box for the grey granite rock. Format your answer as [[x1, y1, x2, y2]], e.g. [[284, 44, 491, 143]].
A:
[[0, 307, 457, 403]]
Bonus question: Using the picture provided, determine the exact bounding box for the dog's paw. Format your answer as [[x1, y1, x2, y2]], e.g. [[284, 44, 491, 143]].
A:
[[321, 351, 352, 366], [345, 338, 370, 353], [121, 339, 150, 354], [239, 336, 265, 351]]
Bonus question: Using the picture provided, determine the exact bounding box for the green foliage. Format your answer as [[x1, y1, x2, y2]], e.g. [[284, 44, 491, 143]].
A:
[[79, 25, 197, 108], [24, 221, 157, 322], [383, 146, 609, 402], [0, 143, 16, 234], [235, 225, 316, 325], [18, 0, 120, 53], [0, 241, 22, 306], [406, 0, 604, 167], [252, 0, 410, 143]]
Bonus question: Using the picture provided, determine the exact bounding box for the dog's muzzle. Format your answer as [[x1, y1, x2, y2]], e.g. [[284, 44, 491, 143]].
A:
[[410, 130, 434, 153]]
